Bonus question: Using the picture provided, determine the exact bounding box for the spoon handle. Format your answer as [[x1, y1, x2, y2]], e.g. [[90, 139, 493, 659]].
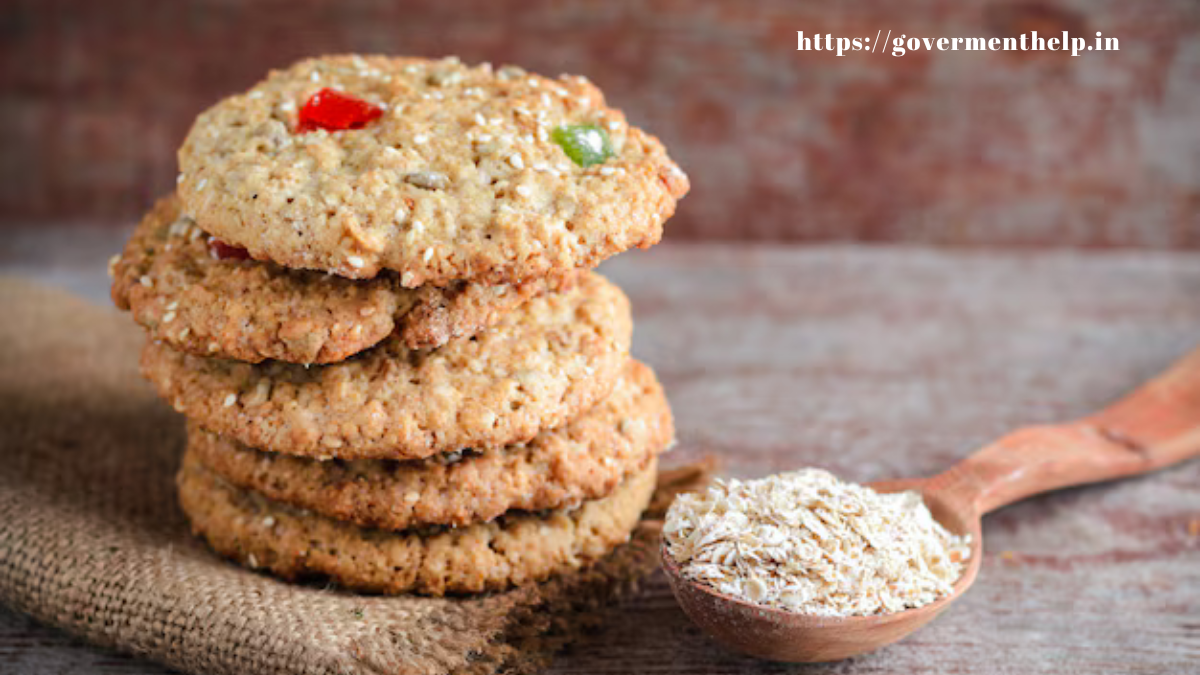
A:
[[941, 345, 1200, 515]]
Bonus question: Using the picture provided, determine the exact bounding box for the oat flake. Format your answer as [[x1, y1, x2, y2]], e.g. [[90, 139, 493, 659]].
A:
[[664, 469, 970, 617]]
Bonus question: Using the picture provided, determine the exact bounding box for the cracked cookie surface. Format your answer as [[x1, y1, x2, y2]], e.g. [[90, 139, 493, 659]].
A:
[[112, 194, 574, 363], [187, 360, 672, 530], [177, 455, 657, 595], [140, 272, 630, 460], [177, 55, 689, 284]]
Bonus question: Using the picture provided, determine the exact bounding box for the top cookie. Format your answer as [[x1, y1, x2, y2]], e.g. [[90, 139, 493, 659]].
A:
[[177, 54, 690, 284]]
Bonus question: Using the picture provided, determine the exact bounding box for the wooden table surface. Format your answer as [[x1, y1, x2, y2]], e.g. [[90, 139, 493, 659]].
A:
[[1, 232, 1198, 674]]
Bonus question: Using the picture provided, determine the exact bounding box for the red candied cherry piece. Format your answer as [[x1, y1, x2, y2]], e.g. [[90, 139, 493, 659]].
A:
[[297, 88, 383, 132], [208, 238, 251, 261]]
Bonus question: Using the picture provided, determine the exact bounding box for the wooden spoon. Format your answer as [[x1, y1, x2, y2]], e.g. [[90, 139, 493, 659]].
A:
[[662, 346, 1200, 662]]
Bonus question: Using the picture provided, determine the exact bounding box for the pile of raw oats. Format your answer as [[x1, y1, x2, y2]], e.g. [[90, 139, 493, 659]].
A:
[[663, 469, 970, 617]]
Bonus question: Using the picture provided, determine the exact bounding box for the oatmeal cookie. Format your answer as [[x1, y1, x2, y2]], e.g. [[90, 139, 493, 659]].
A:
[[177, 455, 657, 595], [177, 55, 689, 283], [140, 272, 631, 460], [187, 360, 672, 530], [112, 194, 575, 363]]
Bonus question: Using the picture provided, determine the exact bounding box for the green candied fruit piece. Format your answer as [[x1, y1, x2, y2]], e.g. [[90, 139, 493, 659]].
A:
[[551, 124, 614, 167]]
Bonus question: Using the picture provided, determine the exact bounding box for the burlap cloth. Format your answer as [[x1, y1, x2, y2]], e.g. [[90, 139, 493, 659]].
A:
[[0, 278, 710, 675]]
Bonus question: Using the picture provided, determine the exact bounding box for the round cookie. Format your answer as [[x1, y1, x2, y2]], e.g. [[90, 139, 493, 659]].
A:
[[186, 359, 672, 530], [141, 272, 631, 460], [112, 194, 576, 363], [177, 55, 689, 284], [177, 455, 657, 595]]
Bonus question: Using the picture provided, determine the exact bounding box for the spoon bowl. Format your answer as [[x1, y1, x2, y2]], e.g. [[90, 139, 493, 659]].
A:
[[662, 479, 984, 662], [662, 345, 1200, 662]]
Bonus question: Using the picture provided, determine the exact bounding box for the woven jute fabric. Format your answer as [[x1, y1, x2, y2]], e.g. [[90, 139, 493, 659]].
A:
[[0, 278, 707, 675]]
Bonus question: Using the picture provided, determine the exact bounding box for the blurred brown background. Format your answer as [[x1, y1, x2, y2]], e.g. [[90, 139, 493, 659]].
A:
[[3, 0, 1199, 247]]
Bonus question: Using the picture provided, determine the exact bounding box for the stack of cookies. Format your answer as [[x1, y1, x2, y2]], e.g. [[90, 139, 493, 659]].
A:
[[110, 55, 689, 595]]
